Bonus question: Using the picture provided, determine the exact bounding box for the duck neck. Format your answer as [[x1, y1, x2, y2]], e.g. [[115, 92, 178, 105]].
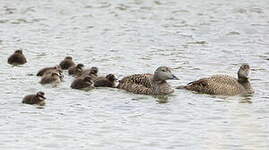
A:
[[238, 77, 248, 83], [238, 77, 252, 91], [153, 75, 165, 84]]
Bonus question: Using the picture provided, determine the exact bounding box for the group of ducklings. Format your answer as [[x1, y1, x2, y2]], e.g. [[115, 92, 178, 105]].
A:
[[7, 50, 254, 106]]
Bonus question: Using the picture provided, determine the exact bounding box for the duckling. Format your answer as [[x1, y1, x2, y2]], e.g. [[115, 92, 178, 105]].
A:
[[8, 50, 27, 65], [22, 91, 46, 106], [71, 76, 94, 89], [177, 64, 254, 96], [36, 65, 62, 76], [68, 63, 84, 77], [117, 66, 179, 95], [40, 72, 62, 85], [94, 74, 117, 87], [80, 67, 98, 80], [59, 56, 75, 70]]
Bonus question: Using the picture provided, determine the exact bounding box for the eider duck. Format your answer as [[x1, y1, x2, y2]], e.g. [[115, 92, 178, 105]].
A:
[[8, 50, 27, 65], [22, 91, 46, 106], [71, 75, 93, 89], [59, 56, 75, 70], [68, 63, 84, 77], [36, 65, 62, 76], [117, 66, 178, 95], [94, 74, 117, 88], [176, 64, 254, 96], [79, 67, 98, 80], [40, 72, 62, 85]]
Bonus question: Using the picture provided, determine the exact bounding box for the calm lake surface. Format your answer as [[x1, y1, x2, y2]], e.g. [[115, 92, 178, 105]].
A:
[[0, 0, 269, 149]]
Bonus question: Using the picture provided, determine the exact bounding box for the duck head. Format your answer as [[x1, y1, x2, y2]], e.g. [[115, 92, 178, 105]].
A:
[[238, 63, 250, 81], [36, 91, 46, 100], [15, 49, 23, 54], [106, 74, 117, 82], [153, 66, 179, 81], [90, 67, 98, 75], [83, 76, 93, 85], [65, 56, 73, 60]]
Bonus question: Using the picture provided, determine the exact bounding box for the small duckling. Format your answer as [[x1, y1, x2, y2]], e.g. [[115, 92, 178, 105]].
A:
[[59, 56, 75, 70], [40, 72, 62, 85], [36, 65, 62, 76], [94, 74, 117, 87], [71, 76, 94, 89], [8, 50, 27, 65], [68, 63, 84, 77], [80, 67, 98, 80], [22, 91, 46, 106]]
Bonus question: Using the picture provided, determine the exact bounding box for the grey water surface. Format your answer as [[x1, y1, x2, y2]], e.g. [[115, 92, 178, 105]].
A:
[[0, 0, 269, 149]]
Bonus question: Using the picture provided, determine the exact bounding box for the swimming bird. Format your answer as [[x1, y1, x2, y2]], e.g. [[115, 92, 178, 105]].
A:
[[68, 63, 84, 77], [79, 67, 98, 80], [59, 56, 75, 70], [22, 91, 46, 106], [71, 75, 93, 89], [117, 66, 178, 95], [176, 64, 254, 96], [36, 65, 62, 76], [40, 72, 62, 85], [94, 74, 117, 88], [8, 50, 27, 65]]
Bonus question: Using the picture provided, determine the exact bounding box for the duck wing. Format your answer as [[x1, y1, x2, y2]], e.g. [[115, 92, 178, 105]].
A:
[[117, 74, 154, 94], [185, 75, 244, 95]]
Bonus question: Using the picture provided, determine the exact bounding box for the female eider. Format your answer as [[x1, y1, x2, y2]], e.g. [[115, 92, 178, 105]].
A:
[[117, 66, 178, 95], [176, 64, 254, 96]]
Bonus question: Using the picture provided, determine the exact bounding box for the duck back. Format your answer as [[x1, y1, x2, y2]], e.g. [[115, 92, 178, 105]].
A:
[[184, 75, 250, 96]]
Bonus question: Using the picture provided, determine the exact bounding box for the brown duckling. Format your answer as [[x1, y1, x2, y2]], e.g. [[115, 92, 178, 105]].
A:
[[80, 67, 98, 80], [59, 56, 75, 70], [22, 91, 46, 106], [71, 76, 94, 89], [40, 72, 62, 85], [8, 50, 27, 65], [94, 74, 117, 87], [36, 65, 62, 76], [68, 63, 84, 77]]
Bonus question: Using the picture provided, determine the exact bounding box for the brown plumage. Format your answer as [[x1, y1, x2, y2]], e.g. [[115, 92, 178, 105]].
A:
[[59, 56, 75, 70], [71, 76, 93, 89], [36, 65, 62, 76], [40, 72, 62, 85], [177, 64, 254, 96], [68, 63, 84, 77], [94, 74, 117, 87], [117, 66, 179, 95], [79, 67, 98, 80], [8, 50, 27, 65], [22, 91, 46, 106]]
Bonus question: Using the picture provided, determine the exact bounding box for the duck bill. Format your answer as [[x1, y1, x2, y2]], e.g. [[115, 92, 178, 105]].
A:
[[39, 95, 46, 100], [170, 74, 179, 80]]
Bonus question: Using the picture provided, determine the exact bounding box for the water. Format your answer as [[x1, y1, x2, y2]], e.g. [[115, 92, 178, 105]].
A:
[[0, 0, 269, 149]]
